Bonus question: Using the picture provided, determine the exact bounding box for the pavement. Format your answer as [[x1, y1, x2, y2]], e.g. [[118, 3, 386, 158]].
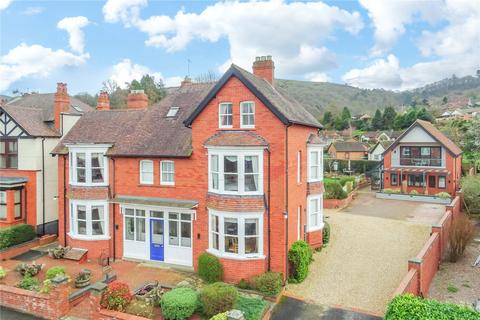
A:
[[0, 306, 41, 320]]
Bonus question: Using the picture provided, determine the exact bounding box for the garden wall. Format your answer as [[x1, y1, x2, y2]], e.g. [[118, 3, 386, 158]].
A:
[[0, 234, 57, 260], [323, 191, 355, 209], [393, 195, 461, 298]]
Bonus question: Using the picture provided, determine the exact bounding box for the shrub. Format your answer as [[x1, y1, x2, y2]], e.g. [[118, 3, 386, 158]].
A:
[[324, 181, 347, 199], [200, 282, 238, 317], [16, 262, 43, 277], [209, 312, 228, 320], [0, 224, 36, 250], [288, 240, 313, 283], [160, 287, 198, 320], [46, 266, 66, 280], [16, 275, 40, 291], [100, 281, 132, 312], [125, 299, 154, 319], [383, 188, 400, 194], [448, 214, 475, 262], [339, 176, 357, 188], [462, 175, 480, 214], [409, 190, 419, 195], [234, 295, 268, 320], [435, 192, 451, 200], [0, 267, 7, 279], [385, 294, 479, 320], [198, 253, 223, 283], [322, 221, 330, 245], [255, 272, 283, 296], [237, 278, 250, 290]]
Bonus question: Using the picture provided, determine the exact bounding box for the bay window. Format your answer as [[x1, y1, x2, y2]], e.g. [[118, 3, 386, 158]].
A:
[[140, 160, 154, 184], [208, 210, 263, 258], [307, 195, 323, 231], [160, 161, 175, 185], [208, 149, 263, 195], [219, 103, 233, 128], [69, 200, 109, 239], [69, 146, 109, 186], [14, 190, 21, 219], [240, 101, 255, 128], [308, 147, 323, 182]]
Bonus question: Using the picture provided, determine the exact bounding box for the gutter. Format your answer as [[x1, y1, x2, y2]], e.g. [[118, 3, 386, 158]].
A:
[[266, 147, 271, 271], [41, 138, 46, 235], [284, 123, 291, 283], [63, 155, 67, 246], [112, 158, 116, 261]]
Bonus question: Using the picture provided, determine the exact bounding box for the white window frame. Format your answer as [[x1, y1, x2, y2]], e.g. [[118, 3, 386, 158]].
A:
[[69, 200, 109, 240], [307, 195, 324, 232], [68, 145, 110, 187], [207, 209, 264, 260], [438, 176, 446, 189], [308, 146, 324, 182], [219, 102, 233, 129], [240, 101, 255, 128], [0, 191, 6, 220], [139, 160, 154, 185], [207, 147, 264, 195], [166, 107, 179, 118], [160, 160, 175, 186]]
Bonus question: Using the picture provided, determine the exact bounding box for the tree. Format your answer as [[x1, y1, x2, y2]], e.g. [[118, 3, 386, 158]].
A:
[[102, 80, 128, 109], [371, 109, 383, 130], [416, 107, 434, 123], [128, 75, 166, 106], [382, 106, 397, 130], [334, 115, 348, 131], [74, 92, 97, 107], [341, 107, 351, 122], [195, 70, 220, 83], [322, 111, 333, 127], [462, 119, 480, 160], [442, 96, 448, 104]]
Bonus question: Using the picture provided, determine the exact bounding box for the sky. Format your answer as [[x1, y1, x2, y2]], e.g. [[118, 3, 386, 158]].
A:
[[0, 0, 479, 95]]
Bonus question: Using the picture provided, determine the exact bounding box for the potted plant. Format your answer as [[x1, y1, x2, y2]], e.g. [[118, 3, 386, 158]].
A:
[[16, 262, 44, 277], [74, 269, 91, 288], [48, 246, 71, 259]]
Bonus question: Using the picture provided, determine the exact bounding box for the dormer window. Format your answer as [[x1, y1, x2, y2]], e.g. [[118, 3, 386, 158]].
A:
[[166, 107, 179, 118], [240, 102, 255, 128], [219, 103, 233, 128]]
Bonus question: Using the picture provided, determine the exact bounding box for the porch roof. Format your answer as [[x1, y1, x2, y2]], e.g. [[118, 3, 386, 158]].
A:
[[0, 176, 28, 188], [111, 195, 198, 209], [384, 168, 450, 174]]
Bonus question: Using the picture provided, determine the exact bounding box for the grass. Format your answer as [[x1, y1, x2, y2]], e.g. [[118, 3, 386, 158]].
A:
[[234, 295, 268, 320], [447, 285, 459, 293]]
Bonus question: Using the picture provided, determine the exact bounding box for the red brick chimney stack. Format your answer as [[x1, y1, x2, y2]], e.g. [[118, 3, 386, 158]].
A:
[[96, 91, 110, 111], [181, 76, 192, 87], [252, 56, 275, 85], [127, 90, 149, 109], [54, 82, 70, 130]]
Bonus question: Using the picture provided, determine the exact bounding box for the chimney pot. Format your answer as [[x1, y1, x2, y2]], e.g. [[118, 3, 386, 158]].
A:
[[96, 91, 110, 111], [127, 90, 149, 109], [252, 56, 275, 85]]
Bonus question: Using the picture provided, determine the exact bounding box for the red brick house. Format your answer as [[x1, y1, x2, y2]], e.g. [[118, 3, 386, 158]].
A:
[[53, 56, 326, 283], [382, 119, 462, 196]]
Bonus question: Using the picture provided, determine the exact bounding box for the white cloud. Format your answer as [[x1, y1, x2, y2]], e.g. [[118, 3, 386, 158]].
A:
[[0, 0, 12, 11], [109, 58, 181, 88], [305, 72, 331, 83], [57, 16, 90, 53], [21, 6, 43, 15], [0, 43, 89, 92], [103, 0, 363, 79]]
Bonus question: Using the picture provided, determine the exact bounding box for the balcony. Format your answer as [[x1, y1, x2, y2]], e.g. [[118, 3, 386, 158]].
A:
[[399, 157, 442, 167]]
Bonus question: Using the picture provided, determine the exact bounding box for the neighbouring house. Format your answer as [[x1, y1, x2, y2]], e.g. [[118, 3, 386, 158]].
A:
[[382, 119, 462, 196], [319, 130, 343, 145], [327, 141, 367, 160], [360, 130, 401, 143], [0, 84, 93, 233], [52, 56, 327, 283], [368, 140, 392, 161]]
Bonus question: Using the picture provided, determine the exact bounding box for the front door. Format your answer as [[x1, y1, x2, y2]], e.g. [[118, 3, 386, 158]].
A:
[[150, 219, 164, 261], [428, 175, 436, 188]]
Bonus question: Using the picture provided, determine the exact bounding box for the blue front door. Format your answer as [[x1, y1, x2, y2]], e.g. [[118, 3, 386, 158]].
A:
[[150, 219, 164, 261]]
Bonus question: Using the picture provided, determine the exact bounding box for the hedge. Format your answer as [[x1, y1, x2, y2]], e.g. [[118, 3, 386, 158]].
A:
[[385, 294, 480, 320], [199, 282, 238, 317], [198, 253, 223, 283], [254, 272, 283, 296], [324, 159, 379, 174], [160, 287, 198, 320], [288, 240, 313, 283], [0, 224, 36, 250], [324, 181, 348, 199]]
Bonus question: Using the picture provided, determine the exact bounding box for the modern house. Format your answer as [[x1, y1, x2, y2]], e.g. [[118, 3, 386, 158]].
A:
[[368, 141, 392, 161], [327, 141, 367, 160], [52, 56, 326, 283], [0, 84, 93, 233], [382, 120, 462, 196]]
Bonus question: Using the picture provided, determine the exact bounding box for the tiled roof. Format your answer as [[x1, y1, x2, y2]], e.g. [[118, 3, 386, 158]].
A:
[[416, 120, 462, 156], [307, 133, 327, 145], [205, 193, 265, 212], [1, 105, 59, 137], [204, 131, 269, 147], [330, 142, 367, 152]]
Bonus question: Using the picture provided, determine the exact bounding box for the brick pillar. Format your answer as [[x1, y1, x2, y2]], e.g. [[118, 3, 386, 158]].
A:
[[88, 282, 107, 319], [408, 258, 422, 296], [48, 278, 71, 319]]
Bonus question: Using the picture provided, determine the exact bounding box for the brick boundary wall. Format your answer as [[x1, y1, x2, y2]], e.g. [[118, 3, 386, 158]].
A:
[[323, 191, 355, 209], [0, 234, 57, 260], [393, 194, 462, 298]]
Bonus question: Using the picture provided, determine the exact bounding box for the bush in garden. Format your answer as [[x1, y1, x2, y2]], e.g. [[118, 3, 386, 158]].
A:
[[209, 312, 228, 320], [125, 299, 154, 319], [234, 295, 268, 320], [383, 188, 400, 194], [198, 253, 223, 283], [435, 192, 451, 200], [100, 281, 132, 312], [237, 278, 250, 290], [0, 224, 36, 249], [200, 282, 238, 317], [0, 267, 7, 279], [409, 190, 419, 195], [339, 176, 357, 188], [16, 275, 40, 291], [288, 240, 313, 283], [385, 294, 479, 320], [461, 175, 480, 214], [324, 181, 347, 199], [160, 287, 198, 320], [45, 266, 66, 280], [322, 221, 330, 245], [255, 272, 283, 296], [448, 214, 475, 262], [15, 262, 43, 277]]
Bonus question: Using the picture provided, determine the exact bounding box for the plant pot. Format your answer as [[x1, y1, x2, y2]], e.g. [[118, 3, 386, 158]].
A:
[[75, 277, 91, 288]]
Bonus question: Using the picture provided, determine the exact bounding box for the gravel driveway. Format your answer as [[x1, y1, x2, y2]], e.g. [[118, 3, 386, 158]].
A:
[[287, 210, 431, 314]]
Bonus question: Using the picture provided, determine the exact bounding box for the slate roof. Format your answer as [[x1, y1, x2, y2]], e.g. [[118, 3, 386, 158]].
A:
[[369, 140, 392, 153], [329, 142, 367, 152], [185, 64, 322, 129], [204, 131, 269, 147], [307, 133, 327, 145], [53, 83, 214, 156]]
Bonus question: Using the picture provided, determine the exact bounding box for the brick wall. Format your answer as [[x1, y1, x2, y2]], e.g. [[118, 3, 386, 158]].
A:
[[306, 229, 323, 249]]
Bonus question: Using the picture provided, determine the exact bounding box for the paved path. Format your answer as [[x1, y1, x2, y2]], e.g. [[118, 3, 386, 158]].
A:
[[287, 192, 434, 314]]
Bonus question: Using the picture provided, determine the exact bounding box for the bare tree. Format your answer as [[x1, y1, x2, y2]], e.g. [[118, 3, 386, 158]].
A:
[[194, 70, 220, 83]]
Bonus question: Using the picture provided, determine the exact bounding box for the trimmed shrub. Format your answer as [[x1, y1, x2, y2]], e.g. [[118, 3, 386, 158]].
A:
[[0, 224, 36, 250], [125, 299, 154, 319], [448, 214, 475, 262], [46, 266, 66, 280], [324, 181, 347, 199], [255, 272, 283, 296], [160, 287, 198, 320], [198, 253, 223, 283], [288, 240, 313, 283], [435, 192, 451, 200], [322, 221, 330, 245], [100, 281, 132, 312], [200, 282, 238, 317], [16, 275, 40, 291], [237, 278, 250, 290], [234, 295, 268, 320], [385, 294, 479, 320]]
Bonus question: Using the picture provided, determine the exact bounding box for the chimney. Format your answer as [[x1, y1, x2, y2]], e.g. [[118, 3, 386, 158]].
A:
[[252, 56, 275, 85], [127, 90, 149, 109], [96, 91, 110, 111], [181, 76, 192, 87], [54, 82, 70, 130]]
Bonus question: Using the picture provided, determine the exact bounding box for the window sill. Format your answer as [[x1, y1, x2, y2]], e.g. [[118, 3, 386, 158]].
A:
[[207, 190, 264, 197], [70, 183, 109, 188], [206, 249, 265, 261], [68, 233, 110, 241], [307, 179, 323, 183], [307, 222, 325, 233]]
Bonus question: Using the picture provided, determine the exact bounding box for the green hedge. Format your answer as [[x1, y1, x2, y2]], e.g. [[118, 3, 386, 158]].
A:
[[0, 224, 36, 250], [324, 181, 348, 199], [254, 272, 283, 296], [385, 294, 480, 320], [324, 159, 379, 174], [322, 221, 330, 245], [160, 287, 198, 320], [199, 282, 238, 317], [198, 253, 223, 283], [288, 240, 313, 283]]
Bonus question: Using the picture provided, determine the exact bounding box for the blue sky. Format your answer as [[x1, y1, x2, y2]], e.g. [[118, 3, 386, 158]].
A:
[[1, 0, 478, 95]]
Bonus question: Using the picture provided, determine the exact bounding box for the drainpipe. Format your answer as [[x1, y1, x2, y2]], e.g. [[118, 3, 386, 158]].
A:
[[112, 158, 116, 261], [266, 147, 271, 271], [63, 154, 67, 247], [284, 124, 291, 283], [41, 138, 46, 235]]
